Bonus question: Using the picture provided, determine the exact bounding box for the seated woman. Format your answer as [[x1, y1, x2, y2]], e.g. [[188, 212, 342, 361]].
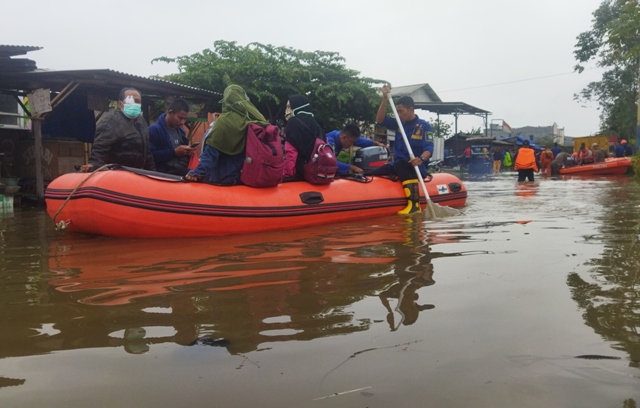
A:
[[283, 95, 325, 180], [185, 85, 268, 184]]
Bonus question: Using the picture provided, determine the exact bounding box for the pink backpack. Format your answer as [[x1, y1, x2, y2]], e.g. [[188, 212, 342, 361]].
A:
[[241, 124, 284, 188], [303, 138, 338, 185]]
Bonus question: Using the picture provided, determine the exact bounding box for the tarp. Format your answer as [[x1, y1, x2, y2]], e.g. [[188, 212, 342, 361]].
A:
[[500, 135, 544, 151]]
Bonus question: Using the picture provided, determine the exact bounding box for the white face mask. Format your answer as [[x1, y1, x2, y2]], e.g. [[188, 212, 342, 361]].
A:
[[285, 107, 293, 120]]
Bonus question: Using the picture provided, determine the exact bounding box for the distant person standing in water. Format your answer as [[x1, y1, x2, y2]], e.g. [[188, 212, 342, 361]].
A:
[[492, 147, 503, 174], [513, 140, 538, 181]]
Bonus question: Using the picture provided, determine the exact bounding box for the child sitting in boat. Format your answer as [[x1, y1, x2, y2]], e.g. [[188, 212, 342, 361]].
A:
[[184, 85, 269, 185]]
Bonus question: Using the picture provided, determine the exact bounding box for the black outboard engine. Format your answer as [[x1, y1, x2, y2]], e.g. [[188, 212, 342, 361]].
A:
[[353, 146, 389, 172]]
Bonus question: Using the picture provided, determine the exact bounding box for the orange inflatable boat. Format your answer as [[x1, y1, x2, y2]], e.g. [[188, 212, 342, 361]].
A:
[[45, 167, 467, 238], [559, 157, 631, 176]]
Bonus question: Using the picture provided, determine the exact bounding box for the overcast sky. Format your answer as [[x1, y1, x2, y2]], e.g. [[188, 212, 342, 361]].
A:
[[2, 0, 605, 136]]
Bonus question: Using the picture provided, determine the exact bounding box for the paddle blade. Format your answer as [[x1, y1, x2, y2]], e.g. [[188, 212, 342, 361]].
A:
[[424, 200, 462, 219]]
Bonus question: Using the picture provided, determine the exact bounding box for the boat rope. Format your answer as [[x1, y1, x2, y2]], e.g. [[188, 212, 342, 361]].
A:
[[52, 164, 115, 231]]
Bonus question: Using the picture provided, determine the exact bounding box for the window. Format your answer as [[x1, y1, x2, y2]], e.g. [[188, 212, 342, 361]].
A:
[[0, 95, 26, 129]]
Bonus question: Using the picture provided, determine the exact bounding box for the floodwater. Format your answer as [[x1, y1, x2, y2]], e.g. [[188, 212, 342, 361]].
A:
[[1, 173, 640, 408]]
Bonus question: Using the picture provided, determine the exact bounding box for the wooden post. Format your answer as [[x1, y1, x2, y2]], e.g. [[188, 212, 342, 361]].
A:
[[33, 119, 44, 204]]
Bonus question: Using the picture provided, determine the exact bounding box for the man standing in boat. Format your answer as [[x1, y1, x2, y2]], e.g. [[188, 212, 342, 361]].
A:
[[81, 87, 155, 172], [373, 85, 434, 215], [149, 98, 195, 176]]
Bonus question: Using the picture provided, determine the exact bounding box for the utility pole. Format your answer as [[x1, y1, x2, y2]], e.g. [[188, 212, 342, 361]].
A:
[[636, 57, 640, 152]]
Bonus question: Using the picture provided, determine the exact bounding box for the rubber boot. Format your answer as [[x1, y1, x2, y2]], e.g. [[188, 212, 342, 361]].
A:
[[397, 179, 422, 215]]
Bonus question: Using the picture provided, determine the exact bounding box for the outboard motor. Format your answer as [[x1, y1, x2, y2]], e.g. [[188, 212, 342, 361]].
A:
[[353, 146, 389, 172]]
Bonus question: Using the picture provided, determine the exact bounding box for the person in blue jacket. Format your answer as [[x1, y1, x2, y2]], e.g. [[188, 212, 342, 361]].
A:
[[326, 124, 386, 175], [550, 142, 563, 158], [373, 85, 434, 215], [149, 98, 195, 176]]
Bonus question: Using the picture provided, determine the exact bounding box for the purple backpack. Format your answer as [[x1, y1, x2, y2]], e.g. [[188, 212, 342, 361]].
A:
[[303, 138, 338, 185], [241, 124, 284, 188]]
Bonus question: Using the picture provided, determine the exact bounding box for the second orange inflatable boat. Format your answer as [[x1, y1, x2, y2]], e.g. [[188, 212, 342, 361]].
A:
[[45, 168, 467, 238]]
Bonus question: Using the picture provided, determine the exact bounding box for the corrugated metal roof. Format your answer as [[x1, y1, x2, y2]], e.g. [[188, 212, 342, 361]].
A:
[[391, 83, 442, 103], [0, 68, 220, 100], [0, 45, 43, 57]]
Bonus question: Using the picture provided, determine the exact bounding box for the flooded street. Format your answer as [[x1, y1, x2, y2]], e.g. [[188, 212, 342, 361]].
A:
[[1, 173, 640, 407]]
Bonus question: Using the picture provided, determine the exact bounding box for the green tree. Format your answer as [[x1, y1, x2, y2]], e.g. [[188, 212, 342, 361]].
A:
[[429, 117, 452, 138], [574, 0, 640, 140], [153, 40, 385, 130]]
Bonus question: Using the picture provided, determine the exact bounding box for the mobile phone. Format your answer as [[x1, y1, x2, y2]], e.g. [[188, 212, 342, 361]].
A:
[[190, 142, 200, 148]]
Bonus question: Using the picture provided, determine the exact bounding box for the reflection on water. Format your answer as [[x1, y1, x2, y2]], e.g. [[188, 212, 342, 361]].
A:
[[2, 176, 640, 407], [567, 181, 640, 366], [2, 216, 463, 359]]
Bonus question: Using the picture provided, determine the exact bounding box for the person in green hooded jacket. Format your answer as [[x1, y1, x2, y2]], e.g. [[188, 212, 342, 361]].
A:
[[185, 85, 268, 184]]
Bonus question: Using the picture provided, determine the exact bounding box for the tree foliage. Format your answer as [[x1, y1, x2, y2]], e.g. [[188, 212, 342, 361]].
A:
[[153, 41, 386, 131], [429, 117, 453, 138], [574, 0, 640, 139]]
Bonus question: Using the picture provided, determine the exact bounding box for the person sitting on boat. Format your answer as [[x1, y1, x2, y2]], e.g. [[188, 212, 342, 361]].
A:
[[184, 85, 269, 184], [614, 140, 625, 158], [149, 98, 196, 176], [81, 87, 155, 172], [577, 143, 593, 165], [550, 151, 570, 176], [592, 143, 607, 163], [282, 95, 326, 180], [513, 140, 539, 181], [539, 146, 554, 174], [372, 85, 434, 215], [622, 139, 633, 157], [326, 124, 386, 175]]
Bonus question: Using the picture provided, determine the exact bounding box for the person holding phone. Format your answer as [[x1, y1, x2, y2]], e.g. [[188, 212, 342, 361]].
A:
[[149, 98, 196, 176]]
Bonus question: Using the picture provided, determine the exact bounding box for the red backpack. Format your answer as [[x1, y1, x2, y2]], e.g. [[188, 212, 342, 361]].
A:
[[241, 124, 284, 188], [303, 138, 338, 185]]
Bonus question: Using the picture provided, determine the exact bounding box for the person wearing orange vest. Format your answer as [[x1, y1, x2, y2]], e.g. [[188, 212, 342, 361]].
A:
[[514, 140, 539, 181], [539, 146, 553, 174]]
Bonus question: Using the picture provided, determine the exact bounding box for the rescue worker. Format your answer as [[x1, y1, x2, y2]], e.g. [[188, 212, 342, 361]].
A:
[[622, 139, 633, 156], [592, 143, 607, 163], [513, 140, 539, 181], [539, 146, 554, 174], [374, 84, 434, 215], [551, 151, 570, 176]]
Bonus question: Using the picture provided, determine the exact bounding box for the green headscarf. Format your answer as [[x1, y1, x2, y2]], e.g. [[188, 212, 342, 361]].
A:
[[206, 85, 269, 155]]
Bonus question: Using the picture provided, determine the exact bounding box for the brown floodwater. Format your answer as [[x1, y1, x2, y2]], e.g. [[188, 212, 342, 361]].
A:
[[1, 173, 640, 407]]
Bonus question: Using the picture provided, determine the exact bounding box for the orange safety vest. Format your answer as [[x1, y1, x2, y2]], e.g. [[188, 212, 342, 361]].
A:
[[514, 148, 539, 171]]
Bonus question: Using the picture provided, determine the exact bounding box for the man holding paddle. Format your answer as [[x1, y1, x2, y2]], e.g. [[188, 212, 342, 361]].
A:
[[373, 84, 434, 215]]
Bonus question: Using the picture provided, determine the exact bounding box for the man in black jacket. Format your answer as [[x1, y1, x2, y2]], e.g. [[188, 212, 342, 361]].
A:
[[81, 87, 155, 172]]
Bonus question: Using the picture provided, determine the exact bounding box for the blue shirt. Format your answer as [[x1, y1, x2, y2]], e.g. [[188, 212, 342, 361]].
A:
[[149, 113, 188, 173], [325, 130, 374, 175], [187, 144, 244, 185], [378, 115, 433, 176], [550, 146, 562, 158]]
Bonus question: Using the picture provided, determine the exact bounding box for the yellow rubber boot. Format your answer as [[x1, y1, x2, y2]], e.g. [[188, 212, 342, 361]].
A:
[[397, 179, 422, 215]]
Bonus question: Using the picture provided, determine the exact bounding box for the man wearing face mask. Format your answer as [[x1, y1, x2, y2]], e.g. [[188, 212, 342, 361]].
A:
[[81, 87, 155, 172]]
